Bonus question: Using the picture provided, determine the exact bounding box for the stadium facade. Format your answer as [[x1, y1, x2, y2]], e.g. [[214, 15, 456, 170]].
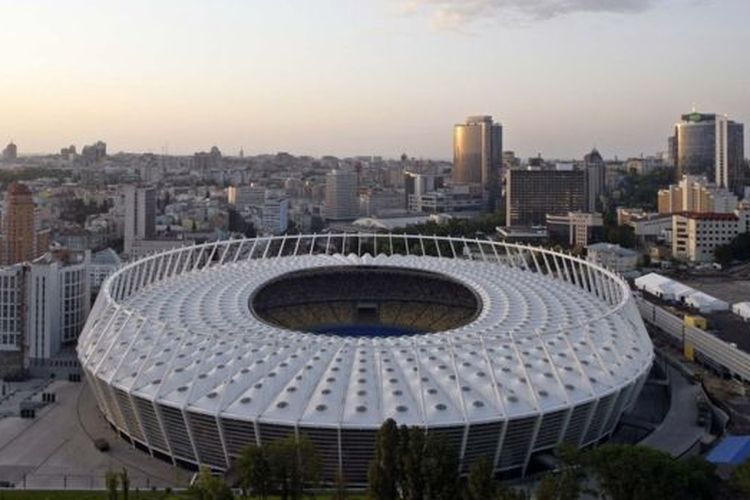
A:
[[78, 234, 653, 484]]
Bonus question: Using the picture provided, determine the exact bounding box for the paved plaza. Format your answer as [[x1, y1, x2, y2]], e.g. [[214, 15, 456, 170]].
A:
[[0, 380, 191, 490]]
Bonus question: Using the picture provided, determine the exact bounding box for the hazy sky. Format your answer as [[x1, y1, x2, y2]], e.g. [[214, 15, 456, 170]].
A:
[[1, 0, 748, 160]]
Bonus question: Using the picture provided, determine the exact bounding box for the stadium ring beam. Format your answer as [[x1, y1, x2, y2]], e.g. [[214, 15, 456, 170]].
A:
[[78, 234, 653, 484]]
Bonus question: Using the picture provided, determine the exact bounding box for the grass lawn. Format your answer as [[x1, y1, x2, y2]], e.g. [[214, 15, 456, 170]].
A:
[[0, 491, 368, 500]]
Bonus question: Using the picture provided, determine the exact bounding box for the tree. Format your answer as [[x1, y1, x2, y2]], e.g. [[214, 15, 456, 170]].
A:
[[105, 470, 119, 500], [466, 456, 496, 500], [715, 232, 750, 266], [421, 433, 459, 500], [237, 445, 271, 499], [267, 434, 321, 500], [189, 467, 233, 500], [332, 470, 349, 500], [586, 444, 717, 500], [120, 468, 130, 500], [535, 444, 584, 500], [368, 419, 400, 500], [731, 457, 750, 497], [399, 426, 425, 500]]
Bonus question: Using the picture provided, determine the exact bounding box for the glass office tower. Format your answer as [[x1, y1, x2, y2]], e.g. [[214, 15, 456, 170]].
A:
[[672, 112, 744, 193], [453, 116, 503, 211]]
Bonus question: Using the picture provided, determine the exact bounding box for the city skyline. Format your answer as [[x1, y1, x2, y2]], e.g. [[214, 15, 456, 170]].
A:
[[1, 0, 749, 159]]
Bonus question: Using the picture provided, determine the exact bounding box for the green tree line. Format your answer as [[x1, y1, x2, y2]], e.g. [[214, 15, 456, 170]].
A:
[[160, 419, 742, 500]]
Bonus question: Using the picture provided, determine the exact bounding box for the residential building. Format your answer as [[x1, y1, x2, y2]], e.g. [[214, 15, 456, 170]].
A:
[[1, 182, 47, 265], [123, 185, 156, 257], [671, 112, 744, 193], [658, 175, 738, 214], [506, 169, 586, 226], [453, 115, 503, 211], [587, 243, 639, 273], [325, 169, 358, 220]]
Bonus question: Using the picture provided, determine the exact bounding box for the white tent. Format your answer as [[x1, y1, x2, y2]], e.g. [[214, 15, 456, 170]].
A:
[[733, 302, 750, 322], [685, 292, 729, 313], [634, 273, 672, 297], [634, 273, 695, 302]]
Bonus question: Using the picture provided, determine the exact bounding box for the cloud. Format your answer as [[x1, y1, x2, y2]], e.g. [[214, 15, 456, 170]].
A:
[[400, 0, 661, 29]]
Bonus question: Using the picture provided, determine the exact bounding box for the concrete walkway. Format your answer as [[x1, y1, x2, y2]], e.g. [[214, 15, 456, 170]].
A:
[[639, 362, 708, 457], [0, 380, 192, 490]]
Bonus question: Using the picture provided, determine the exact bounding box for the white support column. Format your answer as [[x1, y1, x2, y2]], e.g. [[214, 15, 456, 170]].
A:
[[522, 414, 543, 476]]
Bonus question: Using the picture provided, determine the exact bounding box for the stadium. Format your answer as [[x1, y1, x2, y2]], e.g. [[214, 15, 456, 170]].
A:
[[78, 234, 653, 484]]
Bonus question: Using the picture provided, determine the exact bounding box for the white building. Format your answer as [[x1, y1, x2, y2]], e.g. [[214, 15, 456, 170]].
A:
[[0, 265, 24, 355], [626, 213, 673, 241], [586, 243, 640, 273], [325, 169, 358, 220], [672, 211, 748, 263], [261, 196, 289, 235], [26, 251, 91, 364]]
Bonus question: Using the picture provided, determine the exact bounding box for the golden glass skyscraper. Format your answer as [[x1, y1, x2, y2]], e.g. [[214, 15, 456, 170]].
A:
[[453, 115, 503, 211], [1, 182, 41, 265]]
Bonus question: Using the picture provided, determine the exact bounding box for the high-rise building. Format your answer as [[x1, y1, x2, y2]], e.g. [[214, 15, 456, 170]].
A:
[[261, 196, 289, 235], [26, 251, 91, 362], [671, 112, 744, 193], [0, 250, 91, 376], [0, 264, 25, 375], [81, 141, 107, 164], [2, 142, 17, 160], [325, 169, 358, 220], [506, 169, 586, 227], [194, 146, 223, 173], [1, 182, 46, 265], [583, 148, 606, 212], [658, 175, 738, 214], [227, 185, 266, 211], [123, 185, 156, 256], [453, 115, 503, 211]]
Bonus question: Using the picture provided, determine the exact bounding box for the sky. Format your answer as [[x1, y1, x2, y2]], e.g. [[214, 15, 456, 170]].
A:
[[0, 0, 748, 160]]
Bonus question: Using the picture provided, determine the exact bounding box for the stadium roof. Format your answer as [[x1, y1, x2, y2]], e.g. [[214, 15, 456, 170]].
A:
[[80, 247, 652, 428]]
